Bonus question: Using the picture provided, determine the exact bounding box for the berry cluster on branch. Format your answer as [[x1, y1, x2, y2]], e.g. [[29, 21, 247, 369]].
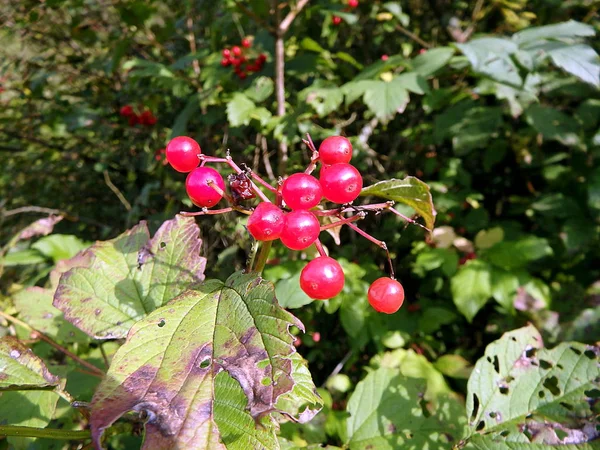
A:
[[165, 134, 411, 314], [220, 38, 267, 80]]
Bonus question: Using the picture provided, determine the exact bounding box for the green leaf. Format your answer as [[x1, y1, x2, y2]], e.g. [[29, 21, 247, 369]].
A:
[[300, 37, 325, 53], [484, 236, 553, 271], [434, 355, 473, 379], [345, 368, 466, 449], [32, 234, 88, 263], [53, 215, 207, 339], [244, 76, 274, 103], [361, 177, 436, 231], [411, 47, 455, 76], [513, 20, 595, 45], [525, 104, 582, 147], [90, 272, 321, 449], [275, 273, 314, 309], [465, 325, 600, 445], [0, 337, 60, 391], [382, 2, 409, 26], [547, 43, 600, 88], [457, 38, 521, 86], [1, 249, 47, 266], [299, 84, 344, 117], [170, 94, 200, 138], [362, 79, 409, 120], [227, 93, 257, 127], [394, 72, 429, 95], [12, 287, 89, 344], [451, 260, 492, 322]]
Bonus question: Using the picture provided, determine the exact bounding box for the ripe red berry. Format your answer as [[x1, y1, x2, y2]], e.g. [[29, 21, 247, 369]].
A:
[[139, 110, 156, 126], [257, 53, 267, 63], [232, 46, 242, 57], [320, 163, 363, 204], [281, 173, 322, 210], [119, 105, 134, 117], [332, 16, 342, 25], [128, 115, 139, 127], [166, 136, 202, 173], [241, 38, 251, 48], [381, 54, 389, 61], [185, 166, 225, 208], [231, 58, 242, 67], [318, 136, 353, 165], [280, 210, 320, 250], [368, 277, 405, 314], [222, 49, 231, 58], [300, 257, 345, 300], [221, 58, 231, 67], [247, 203, 285, 241], [348, 0, 359, 7], [238, 71, 247, 80]]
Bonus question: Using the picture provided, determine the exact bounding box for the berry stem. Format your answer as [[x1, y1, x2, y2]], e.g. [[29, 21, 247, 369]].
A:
[[386, 206, 431, 232], [226, 156, 272, 203], [180, 206, 252, 216], [303, 133, 320, 175], [314, 239, 327, 257], [252, 240, 272, 274], [319, 212, 366, 231], [249, 171, 278, 193], [345, 222, 395, 279]]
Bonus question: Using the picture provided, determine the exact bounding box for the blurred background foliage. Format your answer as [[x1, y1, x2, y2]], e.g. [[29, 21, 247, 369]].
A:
[[0, 0, 599, 447]]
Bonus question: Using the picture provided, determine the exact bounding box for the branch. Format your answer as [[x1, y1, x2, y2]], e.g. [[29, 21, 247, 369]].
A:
[[279, 0, 310, 34], [0, 426, 90, 441], [395, 24, 432, 49], [234, 2, 274, 32], [103, 170, 132, 211]]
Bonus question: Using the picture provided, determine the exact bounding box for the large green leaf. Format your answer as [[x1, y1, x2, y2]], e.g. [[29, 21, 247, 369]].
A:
[[90, 272, 321, 449], [465, 325, 600, 446], [411, 47, 455, 77], [513, 20, 595, 45], [345, 367, 467, 449], [0, 337, 60, 390], [525, 104, 582, 147], [53, 215, 206, 339], [360, 177, 436, 230], [547, 43, 600, 88], [457, 38, 521, 86], [451, 260, 493, 322]]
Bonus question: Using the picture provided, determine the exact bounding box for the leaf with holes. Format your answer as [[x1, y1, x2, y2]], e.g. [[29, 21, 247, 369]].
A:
[[465, 324, 600, 446], [90, 271, 321, 449], [0, 337, 60, 391], [360, 176, 436, 231], [345, 367, 467, 449], [53, 215, 206, 339]]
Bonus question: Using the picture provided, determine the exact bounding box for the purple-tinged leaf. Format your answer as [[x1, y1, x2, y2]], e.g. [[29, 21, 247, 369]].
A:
[[0, 337, 60, 390]]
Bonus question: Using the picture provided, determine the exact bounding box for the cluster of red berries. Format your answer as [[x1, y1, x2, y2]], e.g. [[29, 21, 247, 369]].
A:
[[164, 134, 406, 314], [119, 105, 157, 127], [220, 38, 267, 80], [332, 0, 359, 25]]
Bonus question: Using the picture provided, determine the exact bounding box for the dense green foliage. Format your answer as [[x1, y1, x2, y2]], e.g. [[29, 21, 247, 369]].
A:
[[1, 1, 599, 449]]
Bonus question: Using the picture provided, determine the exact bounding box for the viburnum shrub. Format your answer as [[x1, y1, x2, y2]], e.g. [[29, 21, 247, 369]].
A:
[[165, 133, 427, 310]]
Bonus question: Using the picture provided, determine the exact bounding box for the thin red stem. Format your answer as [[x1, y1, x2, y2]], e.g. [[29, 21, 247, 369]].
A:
[[250, 171, 278, 193], [314, 239, 327, 257], [319, 212, 365, 231], [346, 222, 395, 279], [181, 207, 234, 216]]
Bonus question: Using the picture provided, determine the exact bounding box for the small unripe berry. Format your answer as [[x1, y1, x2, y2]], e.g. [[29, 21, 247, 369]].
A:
[[319, 136, 352, 165], [247, 203, 285, 241], [280, 211, 320, 250], [368, 277, 405, 314], [300, 257, 345, 300], [232, 46, 242, 56], [241, 38, 251, 48], [185, 166, 225, 208], [281, 173, 322, 210], [320, 163, 363, 204], [166, 136, 202, 173]]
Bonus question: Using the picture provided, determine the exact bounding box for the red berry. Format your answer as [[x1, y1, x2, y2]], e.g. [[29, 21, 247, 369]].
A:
[[139, 110, 156, 126], [258, 54, 267, 63], [221, 58, 231, 67], [185, 166, 225, 208], [231, 58, 242, 67], [222, 49, 231, 58], [280, 211, 320, 250], [281, 173, 322, 210], [419, 49, 427, 55], [332, 16, 342, 25], [348, 0, 359, 7], [232, 46, 242, 57], [300, 257, 345, 300], [381, 54, 389, 61], [242, 38, 251, 48], [320, 163, 363, 204], [128, 115, 139, 126], [238, 71, 247, 80], [247, 203, 285, 241], [312, 332, 321, 342], [318, 136, 352, 165], [119, 105, 134, 116], [368, 277, 405, 313], [166, 136, 202, 173]]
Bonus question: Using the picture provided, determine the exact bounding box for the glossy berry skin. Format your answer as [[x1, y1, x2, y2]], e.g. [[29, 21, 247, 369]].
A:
[[185, 167, 225, 208], [221, 58, 230, 67], [332, 16, 342, 25], [381, 54, 389, 61], [300, 257, 344, 300], [222, 49, 231, 58], [241, 38, 251, 48], [166, 136, 202, 173], [232, 46, 242, 56], [247, 203, 285, 241], [320, 163, 363, 204], [319, 136, 352, 165], [348, 0, 359, 7], [281, 173, 322, 210], [368, 277, 405, 314], [280, 211, 320, 250]]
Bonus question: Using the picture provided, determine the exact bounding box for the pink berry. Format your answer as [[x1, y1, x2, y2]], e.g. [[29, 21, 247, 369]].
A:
[[348, 0, 359, 7], [242, 38, 251, 48], [185, 167, 225, 208], [280, 211, 320, 250], [318, 136, 353, 165], [222, 49, 231, 58], [232, 46, 242, 57], [332, 16, 342, 25], [368, 277, 405, 314], [247, 203, 285, 241], [166, 136, 202, 173], [320, 163, 363, 204], [281, 173, 322, 210], [300, 257, 345, 300], [381, 54, 389, 61], [221, 58, 231, 67]]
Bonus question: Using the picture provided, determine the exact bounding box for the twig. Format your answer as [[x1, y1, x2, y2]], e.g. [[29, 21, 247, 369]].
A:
[[1, 206, 63, 217], [186, 17, 201, 76], [279, 0, 311, 34], [0, 426, 90, 441], [234, 2, 274, 32], [0, 311, 105, 378], [322, 349, 353, 387], [395, 24, 432, 48], [261, 136, 275, 180], [103, 170, 132, 211], [275, 4, 288, 176], [346, 222, 395, 278]]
